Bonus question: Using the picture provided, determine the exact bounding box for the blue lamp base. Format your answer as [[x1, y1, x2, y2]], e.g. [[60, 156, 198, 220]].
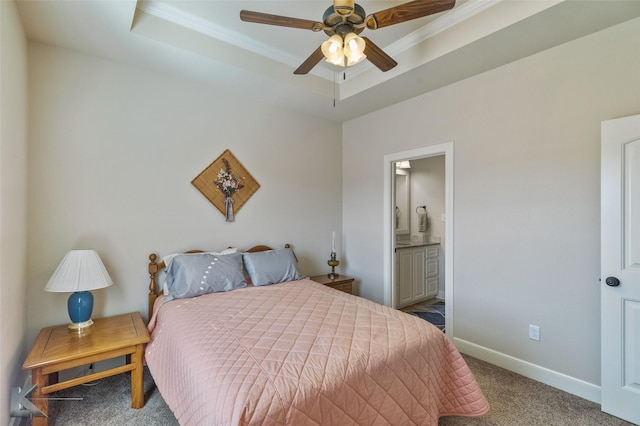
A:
[[67, 291, 94, 331]]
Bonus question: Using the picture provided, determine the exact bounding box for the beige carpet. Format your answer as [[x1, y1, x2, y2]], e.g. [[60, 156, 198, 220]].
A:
[[22, 355, 634, 425], [440, 355, 634, 426]]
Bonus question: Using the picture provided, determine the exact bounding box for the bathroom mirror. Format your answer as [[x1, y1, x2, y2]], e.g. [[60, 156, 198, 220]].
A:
[[395, 169, 410, 235]]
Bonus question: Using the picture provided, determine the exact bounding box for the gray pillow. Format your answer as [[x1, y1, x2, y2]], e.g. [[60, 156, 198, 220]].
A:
[[243, 248, 304, 286], [164, 252, 246, 302], [161, 248, 239, 294]]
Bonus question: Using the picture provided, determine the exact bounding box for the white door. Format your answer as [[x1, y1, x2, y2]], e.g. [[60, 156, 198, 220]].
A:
[[601, 114, 640, 424]]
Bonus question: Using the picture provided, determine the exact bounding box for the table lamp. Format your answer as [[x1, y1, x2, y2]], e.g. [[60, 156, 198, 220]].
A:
[[45, 249, 113, 331]]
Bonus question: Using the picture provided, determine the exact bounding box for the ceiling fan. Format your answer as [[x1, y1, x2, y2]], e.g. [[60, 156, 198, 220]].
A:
[[240, 0, 456, 75]]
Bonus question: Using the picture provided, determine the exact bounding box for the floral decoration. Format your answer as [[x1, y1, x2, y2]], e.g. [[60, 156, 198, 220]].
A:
[[215, 158, 245, 197]]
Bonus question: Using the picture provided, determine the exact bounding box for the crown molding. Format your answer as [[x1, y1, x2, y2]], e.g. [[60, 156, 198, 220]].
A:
[[136, 0, 322, 72], [386, 0, 501, 54], [338, 0, 501, 83], [135, 0, 496, 83]]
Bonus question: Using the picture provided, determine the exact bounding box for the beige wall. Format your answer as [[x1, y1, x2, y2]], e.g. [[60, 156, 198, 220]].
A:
[[343, 17, 640, 394], [9, 2, 640, 416], [408, 156, 446, 244], [0, 1, 29, 423], [25, 43, 343, 345]]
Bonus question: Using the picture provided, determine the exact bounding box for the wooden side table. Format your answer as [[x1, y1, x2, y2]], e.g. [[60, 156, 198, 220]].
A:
[[310, 274, 354, 294], [22, 312, 150, 426]]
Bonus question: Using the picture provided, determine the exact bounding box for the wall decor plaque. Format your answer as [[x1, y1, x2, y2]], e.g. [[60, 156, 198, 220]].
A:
[[191, 149, 260, 222]]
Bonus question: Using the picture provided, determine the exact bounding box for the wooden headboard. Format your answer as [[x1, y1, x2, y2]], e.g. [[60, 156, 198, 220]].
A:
[[147, 244, 290, 319]]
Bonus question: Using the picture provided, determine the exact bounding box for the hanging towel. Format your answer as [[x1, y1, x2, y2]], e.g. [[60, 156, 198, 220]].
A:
[[418, 213, 428, 233]]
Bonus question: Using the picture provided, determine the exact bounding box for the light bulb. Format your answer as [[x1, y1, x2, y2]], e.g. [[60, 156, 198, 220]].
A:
[[321, 35, 345, 67], [343, 33, 366, 66]]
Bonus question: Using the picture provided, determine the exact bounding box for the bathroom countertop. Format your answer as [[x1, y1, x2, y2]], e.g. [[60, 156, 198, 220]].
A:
[[395, 241, 440, 250]]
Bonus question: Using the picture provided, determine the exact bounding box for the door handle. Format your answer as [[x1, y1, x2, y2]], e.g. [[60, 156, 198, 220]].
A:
[[605, 276, 621, 287]]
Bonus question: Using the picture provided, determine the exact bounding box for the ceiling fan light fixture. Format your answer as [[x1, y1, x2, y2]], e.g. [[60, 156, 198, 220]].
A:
[[343, 32, 366, 65], [333, 0, 355, 16], [241, 0, 453, 75], [321, 34, 345, 66]]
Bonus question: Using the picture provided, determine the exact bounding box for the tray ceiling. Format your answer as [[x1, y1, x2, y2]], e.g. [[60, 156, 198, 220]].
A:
[[16, 1, 640, 122]]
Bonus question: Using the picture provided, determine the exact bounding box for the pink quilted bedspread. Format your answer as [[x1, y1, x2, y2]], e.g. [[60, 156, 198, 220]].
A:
[[145, 279, 488, 425]]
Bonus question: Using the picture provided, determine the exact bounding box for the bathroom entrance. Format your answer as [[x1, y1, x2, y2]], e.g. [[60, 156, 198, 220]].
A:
[[383, 143, 454, 336]]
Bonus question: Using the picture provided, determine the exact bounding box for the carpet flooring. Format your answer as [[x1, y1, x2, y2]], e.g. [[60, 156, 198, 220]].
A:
[[22, 368, 177, 426], [20, 355, 634, 426]]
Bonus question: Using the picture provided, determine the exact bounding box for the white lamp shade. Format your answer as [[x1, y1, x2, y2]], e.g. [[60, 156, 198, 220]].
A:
[[45, 250, 113, 293], [321, 35, 345, 66], [344, 33, 366, 66]]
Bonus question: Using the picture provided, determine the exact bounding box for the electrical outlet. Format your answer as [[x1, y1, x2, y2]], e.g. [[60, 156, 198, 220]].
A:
[[529, 324, 540, 341]]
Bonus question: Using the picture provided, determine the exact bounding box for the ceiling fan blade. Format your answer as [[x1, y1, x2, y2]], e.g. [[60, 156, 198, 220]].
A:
[[240, 10, 324, 32], [362, 37, 397, 72], [294, 47, 325, 75], [366, 0, 455, 30]]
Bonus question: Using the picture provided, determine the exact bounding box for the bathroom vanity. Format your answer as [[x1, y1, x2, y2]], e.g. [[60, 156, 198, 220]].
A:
[[395, 242, 440, 308]]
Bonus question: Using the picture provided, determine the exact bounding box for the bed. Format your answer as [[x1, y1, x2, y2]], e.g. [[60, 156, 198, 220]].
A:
[[144, 245, 489, 425]]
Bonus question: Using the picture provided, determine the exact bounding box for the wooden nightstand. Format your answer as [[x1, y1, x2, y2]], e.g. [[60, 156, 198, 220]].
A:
[[310, 274, 354, 294], [23, 312, 150, 426]]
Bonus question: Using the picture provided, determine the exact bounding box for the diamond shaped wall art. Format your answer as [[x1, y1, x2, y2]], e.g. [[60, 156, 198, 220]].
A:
[[191, 149, 260, 222]]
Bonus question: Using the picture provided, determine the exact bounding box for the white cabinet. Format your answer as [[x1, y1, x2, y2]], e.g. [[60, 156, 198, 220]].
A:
[[396, 246, 425, 307], [425, 245, 439, 299], [395, 244, 440, 308]]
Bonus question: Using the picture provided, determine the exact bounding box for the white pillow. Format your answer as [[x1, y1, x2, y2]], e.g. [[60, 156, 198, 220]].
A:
[[162, 247, 238, 268]]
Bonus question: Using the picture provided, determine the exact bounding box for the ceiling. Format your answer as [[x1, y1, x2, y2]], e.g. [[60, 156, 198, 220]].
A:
[[15, 0, 640, 122]]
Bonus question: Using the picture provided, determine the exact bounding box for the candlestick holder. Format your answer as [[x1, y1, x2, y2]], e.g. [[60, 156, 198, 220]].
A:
[[327, 251, 340, 279]]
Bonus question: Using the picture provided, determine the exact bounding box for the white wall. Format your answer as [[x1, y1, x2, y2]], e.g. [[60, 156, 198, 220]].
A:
[[0, 1, 29, 423], [343, 17, 640, 391], [408, 156, 445, 244], [26, 44, 343, 344]]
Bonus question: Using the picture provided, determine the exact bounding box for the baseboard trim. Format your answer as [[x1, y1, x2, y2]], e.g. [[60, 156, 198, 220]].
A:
[[8, 374, 32, 426], [453, 337, 601, 404]]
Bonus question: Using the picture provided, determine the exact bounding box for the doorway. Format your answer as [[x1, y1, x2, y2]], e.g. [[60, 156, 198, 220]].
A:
[[383, 142, 454, 337]]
